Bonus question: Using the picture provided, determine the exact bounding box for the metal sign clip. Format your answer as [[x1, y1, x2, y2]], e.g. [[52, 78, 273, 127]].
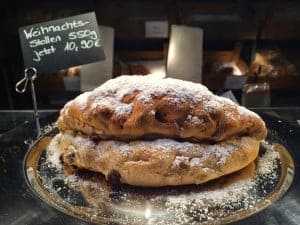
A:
[[15, 67, 41, 138], [16, 68, 37, 93]]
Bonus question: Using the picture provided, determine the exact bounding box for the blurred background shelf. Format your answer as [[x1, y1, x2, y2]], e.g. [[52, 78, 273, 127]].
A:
[[1, 0, 300, 109]]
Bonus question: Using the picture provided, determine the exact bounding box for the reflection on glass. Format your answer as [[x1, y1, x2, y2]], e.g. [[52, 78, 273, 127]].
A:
[[242, 83, 271, 107]]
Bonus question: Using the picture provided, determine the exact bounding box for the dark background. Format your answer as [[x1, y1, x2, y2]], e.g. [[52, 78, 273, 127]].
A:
[[1, 0, 300, 109]]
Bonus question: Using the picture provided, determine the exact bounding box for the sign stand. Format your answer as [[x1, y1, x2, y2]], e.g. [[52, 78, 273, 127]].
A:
[[15, 67, 41, 138]]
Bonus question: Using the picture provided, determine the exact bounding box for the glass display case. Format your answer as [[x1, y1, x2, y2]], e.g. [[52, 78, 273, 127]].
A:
[[1, 1, 300, 224]]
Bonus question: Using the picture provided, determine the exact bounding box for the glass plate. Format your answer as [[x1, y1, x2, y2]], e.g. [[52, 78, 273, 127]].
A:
[[24, 130, 294, 225]]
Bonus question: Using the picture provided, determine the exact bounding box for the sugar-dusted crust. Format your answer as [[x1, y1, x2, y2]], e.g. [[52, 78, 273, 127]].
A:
[[59, 133, 259, 187], [57, 75, 267, 142]]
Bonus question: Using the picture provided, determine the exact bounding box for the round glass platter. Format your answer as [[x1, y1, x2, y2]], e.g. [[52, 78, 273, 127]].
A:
[[24, 129, 295, 225]]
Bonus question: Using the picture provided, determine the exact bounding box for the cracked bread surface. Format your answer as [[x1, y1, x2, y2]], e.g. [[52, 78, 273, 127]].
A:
[[57, 75, 267, 142], [59, 133, 259, 187]]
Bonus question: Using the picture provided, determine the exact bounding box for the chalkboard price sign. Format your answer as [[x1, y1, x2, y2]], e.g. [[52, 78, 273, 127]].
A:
[[19, 12, 105, 74]]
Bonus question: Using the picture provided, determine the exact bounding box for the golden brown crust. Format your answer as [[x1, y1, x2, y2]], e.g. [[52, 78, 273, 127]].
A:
[[59, 133, 259, 187], [57, 75, 267, 142], [55, 75, 265, 187]]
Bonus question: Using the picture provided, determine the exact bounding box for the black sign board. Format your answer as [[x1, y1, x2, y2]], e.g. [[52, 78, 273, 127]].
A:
[[19, 12, 105, 74]]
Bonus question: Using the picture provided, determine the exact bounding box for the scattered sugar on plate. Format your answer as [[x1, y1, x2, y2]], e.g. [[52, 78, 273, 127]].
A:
[[259, 141, 280, 176], [46, 133, 62, 170]]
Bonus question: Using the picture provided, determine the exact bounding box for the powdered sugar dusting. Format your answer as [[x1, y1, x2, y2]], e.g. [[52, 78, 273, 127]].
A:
[[61, 133, 242, 168], [94, 74, 211, 104], [172, 156, 189, 169], [65, 174, 104, 191], [72, 91, 91, 109], [190, 157, 202, 167], [59, 75, 265, 138], [91, 97, 133, 115], [186, 115, 205, 126], [259, 141, 280, 176], [46, 133, 62, 170], [88, 74, 250, 117]]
